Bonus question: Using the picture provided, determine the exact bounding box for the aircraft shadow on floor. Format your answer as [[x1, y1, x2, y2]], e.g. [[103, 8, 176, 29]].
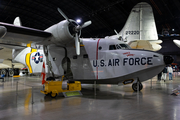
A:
[[81, 88, 143, 100], [41, 88, 143, 101]]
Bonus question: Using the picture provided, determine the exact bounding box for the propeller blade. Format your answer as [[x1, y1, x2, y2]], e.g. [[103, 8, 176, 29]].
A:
[[57, 8, 70, 22], [114, 29, 118, 35], [114, 29, 122, 40], [75, 33, 80, 55], [81, 21, 92, 28]]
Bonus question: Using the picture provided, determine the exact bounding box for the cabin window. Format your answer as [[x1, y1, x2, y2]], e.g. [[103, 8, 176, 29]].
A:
[[83, 54, 88, 58], [116, 44, 121, 49], [109, 45, 116, 50]]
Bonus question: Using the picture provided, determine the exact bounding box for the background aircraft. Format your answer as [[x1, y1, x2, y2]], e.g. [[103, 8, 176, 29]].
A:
[[173, 40, 180, 48]]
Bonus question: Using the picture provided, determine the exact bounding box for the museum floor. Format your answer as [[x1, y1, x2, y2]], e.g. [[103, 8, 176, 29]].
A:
[[0, 73, 180, 120]]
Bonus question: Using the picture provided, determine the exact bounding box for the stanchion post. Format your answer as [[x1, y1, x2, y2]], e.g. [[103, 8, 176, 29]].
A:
[[151, 78, 153, 89], [32, 86, 34, 104], [16, 81, 18, 96], [137, 80, 139, 93], [94, 81, 96, 96], [16, 81, 18, 106]]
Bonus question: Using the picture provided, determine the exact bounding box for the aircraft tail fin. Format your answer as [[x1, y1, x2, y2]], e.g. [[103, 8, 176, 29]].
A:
[[110, 2, 161, 51], [13, 46, 47, 74], [120, 2, 158, 41]]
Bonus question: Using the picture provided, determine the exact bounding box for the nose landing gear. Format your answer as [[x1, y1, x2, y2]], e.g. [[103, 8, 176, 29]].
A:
[[132, 78, 143, 92]]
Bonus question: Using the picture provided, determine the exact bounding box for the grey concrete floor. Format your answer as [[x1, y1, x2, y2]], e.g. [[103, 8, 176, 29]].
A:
[[0, 73, 180, 120]]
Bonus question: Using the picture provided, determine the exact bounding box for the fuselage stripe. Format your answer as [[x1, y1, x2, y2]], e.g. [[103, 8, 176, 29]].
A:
[[96, 38, 101, 79], [26, 48, 37, 73]]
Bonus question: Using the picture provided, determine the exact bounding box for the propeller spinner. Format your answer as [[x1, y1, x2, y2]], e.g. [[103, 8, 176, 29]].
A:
[[57, 8, 92, 55]]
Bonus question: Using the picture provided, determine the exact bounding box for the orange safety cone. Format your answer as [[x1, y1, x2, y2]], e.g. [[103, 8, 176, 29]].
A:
[[41, 62, 46, 84]]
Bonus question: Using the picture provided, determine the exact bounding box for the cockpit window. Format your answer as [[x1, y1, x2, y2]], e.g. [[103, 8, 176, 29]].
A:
[[116, 44, 121, 49], [109, 45, 116, 50], [109, 44, 131, 50], [119, 44, 131, 49]]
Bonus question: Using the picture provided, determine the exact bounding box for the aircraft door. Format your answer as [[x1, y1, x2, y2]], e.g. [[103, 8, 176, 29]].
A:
[[47, 45, 65, 77], [62, 56, 73, 78]]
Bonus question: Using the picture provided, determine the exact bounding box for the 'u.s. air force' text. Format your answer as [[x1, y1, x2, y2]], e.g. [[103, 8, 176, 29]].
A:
[[93, 57, 153, 67]]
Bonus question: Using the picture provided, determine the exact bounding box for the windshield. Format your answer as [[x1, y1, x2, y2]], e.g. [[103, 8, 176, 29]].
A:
[[109, 44, 131, 50]]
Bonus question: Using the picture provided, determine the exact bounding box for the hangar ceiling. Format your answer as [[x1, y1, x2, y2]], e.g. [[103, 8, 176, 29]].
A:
[[0, 0, 180, 38]]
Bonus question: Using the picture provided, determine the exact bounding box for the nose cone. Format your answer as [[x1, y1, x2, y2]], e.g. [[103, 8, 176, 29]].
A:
[[164, 55, 174, 65]]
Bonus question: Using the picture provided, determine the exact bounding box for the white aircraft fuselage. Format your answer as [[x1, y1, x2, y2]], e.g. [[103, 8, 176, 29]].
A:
[[71, 38, 166, 84], [0, 2, 174, 91], [13, 38, 170, 85]]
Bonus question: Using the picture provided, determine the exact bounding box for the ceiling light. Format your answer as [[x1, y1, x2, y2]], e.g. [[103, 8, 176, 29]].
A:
[[76, 19, 81, 23]]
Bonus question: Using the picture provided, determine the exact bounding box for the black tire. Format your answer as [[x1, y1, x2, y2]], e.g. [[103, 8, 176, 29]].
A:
[[132, 83, 143, 92], [50, 92, 57, 98], [13, 69, 20, 76], [8, 69, 14, 77], [46, 77, 55, 81], [0, 69, 7, 76]]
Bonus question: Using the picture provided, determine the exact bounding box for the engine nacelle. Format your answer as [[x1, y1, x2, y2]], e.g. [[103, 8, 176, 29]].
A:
[[45, 20, 77, 45]]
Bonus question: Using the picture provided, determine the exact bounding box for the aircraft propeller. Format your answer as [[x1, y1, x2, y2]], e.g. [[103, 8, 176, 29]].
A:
[[57, 8, 92, 55], [114, 29, 128, 42]]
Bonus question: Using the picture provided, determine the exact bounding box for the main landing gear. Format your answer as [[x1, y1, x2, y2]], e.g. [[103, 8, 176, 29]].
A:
[[132, 78, 143, 92]]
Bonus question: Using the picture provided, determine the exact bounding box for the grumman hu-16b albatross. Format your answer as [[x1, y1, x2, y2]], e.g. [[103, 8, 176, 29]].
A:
[[0, 6, 173, 91], [109, 2, 162, 51]]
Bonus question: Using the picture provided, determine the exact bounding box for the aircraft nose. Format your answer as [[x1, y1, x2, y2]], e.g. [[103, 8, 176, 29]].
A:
[[164, 55, 174, 65]]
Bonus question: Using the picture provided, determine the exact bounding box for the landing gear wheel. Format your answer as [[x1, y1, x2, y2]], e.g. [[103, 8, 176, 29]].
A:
[[0, 69, 7, 76], [50, 92, 57, 98], [132, 83, 143, 92], [46, 77, 55, 81], [8, 69, 14, 77]]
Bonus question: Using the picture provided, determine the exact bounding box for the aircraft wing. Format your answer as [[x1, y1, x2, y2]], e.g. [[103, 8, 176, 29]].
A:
[[0, 22, 52, 47]]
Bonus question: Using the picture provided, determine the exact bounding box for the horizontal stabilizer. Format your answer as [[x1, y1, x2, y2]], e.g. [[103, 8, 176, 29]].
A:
[[130, 40, 153, 50], [149, 40, 162, 44], [129, 40, 162, 51]]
